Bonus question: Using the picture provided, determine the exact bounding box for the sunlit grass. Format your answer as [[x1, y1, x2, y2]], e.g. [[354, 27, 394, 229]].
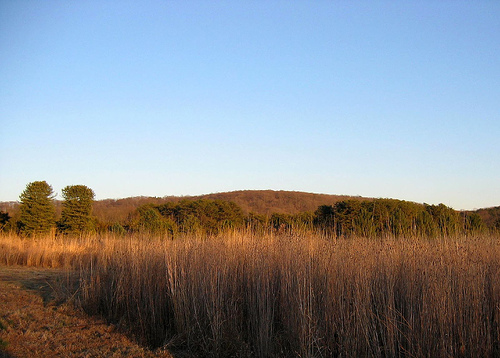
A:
[[1, 231, 499, 357]]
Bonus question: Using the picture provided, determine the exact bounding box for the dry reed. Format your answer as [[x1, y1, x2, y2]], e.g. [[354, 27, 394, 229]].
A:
[[1, 231, 499, 357]]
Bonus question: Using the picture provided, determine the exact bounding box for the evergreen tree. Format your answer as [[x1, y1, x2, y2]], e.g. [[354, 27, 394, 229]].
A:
[[18, 181, 56, 236], [59, 185, 95, 234]]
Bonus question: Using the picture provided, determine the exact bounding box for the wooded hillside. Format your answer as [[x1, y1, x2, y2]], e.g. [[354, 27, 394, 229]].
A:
[[90, 190, 366, 226], [1, 190, 499, 234], [199, 190, 366, 214]]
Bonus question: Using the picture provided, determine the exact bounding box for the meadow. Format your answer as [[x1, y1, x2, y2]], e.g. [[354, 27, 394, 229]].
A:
[[1, 231, 499, 357]]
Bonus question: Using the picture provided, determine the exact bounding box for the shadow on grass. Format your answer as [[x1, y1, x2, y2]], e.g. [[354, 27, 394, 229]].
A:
[[0, 349, 16, 358], [0, 266, 177, 357], [0, 266, 79, 305]]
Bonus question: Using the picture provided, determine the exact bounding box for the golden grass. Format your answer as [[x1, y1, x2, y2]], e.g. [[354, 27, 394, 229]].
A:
[[1, 231, 499, 357]]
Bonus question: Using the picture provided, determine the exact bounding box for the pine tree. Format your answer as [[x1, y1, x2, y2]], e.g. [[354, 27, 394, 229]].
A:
[[59, 185, 95, 234], [18, 181, 56, 236]]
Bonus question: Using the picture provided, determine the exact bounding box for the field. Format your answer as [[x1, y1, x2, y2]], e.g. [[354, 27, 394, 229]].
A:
[[1, 231, 499, 357]]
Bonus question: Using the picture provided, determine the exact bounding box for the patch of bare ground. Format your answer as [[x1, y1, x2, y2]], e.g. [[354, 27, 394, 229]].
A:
[[0, 266, 173, 358]]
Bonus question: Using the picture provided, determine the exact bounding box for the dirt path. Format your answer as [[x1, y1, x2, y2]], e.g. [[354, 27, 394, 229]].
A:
[[0, 266, 173, 358]]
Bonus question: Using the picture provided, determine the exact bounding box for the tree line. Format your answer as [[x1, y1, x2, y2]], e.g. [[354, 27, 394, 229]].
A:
[[0, 181, 493, 237], [0, 181, 95, 236], [313, 199, 485, 237]]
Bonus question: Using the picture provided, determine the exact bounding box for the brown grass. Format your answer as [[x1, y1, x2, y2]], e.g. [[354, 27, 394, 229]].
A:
[[1, 231, 499, 357], [0, 267, 172, 357]]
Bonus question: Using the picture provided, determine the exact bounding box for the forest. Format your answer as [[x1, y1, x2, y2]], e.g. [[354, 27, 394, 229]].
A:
[[0, 181, 498, 238]]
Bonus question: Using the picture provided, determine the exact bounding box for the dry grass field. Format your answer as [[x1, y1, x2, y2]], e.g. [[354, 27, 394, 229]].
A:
[[0, 266, 173, 358], [1, 231, 499, 357]]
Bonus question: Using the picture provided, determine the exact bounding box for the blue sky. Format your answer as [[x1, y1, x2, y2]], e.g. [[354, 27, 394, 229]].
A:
[[1, 1, 499, 210]]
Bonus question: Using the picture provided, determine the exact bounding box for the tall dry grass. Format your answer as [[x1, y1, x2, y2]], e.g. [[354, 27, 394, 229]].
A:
[[1, 231, 499, 357]]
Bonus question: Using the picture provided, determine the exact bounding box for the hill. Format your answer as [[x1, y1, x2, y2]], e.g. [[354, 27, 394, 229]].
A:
[[89, 190, 369, 224], [1, 190, 368, 225], [475, 206, 500, 229], [199, 190, 368, 215], [2, 191, 499, 230]]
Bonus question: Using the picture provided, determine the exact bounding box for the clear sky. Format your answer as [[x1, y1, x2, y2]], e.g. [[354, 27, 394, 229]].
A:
[[1, 1, 499, 210]]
